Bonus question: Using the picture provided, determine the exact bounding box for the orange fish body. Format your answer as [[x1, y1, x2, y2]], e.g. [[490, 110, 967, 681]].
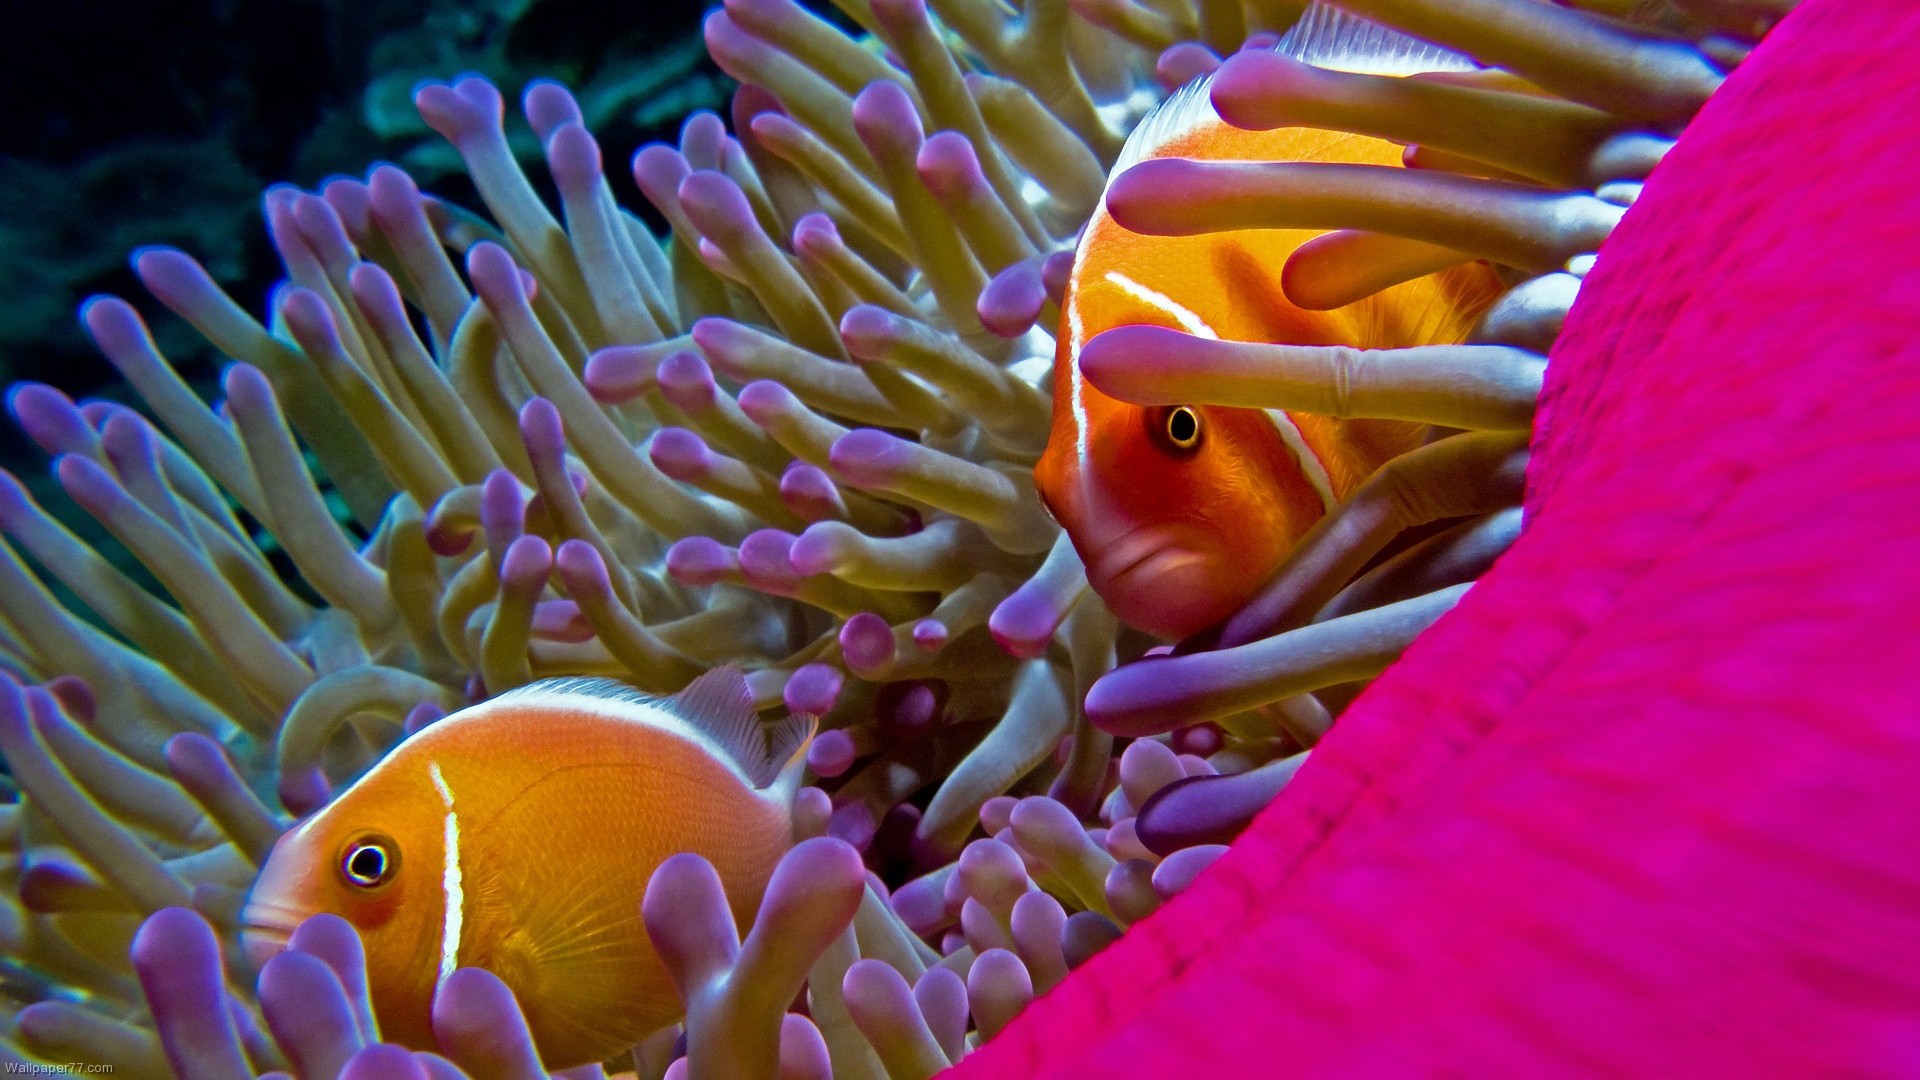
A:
[[242, 670, 809, 1069], [1035, 74, 1505, 641]]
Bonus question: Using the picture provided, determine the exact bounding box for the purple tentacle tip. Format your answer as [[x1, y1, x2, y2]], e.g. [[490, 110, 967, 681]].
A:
[[779, 463, 843, 522], [655, 350, 717, 410], [837, 304, 898, 360], [54, 453, 123, 519], [414, 75, 504, 145], [546, 121, 604, 201], [1041, 249, 1075, 305], [130, 246, 212, 310], [279, 286, 344, 355], [877, 679, 941, 734], [979, 258, 1049, 338], [851, 80, 924, 157], [0, 470, 35, 531], [163, 731, 236, 793], [666, 536, 739, 586], [739, 529, 802, 591], [791, 211, 840, 260], [829, 801, 879, 852], [586, 345, 661, 405], [367, 165, 424, 224], [784, 662, 845, 717], [871, 0, 933, 33], [911, 618, 949, 651], [631, 143, 692, 209], [6, 383, 91, 458], [44, 674, 95, 725], [500, 534, 554, 596], [404, 701, 448, 737], [788, 521, 850, 577], [524, 79, 584, 141], [431, 967, 545, 1078], [339, 1044, 431, 1080], [554, 537, 613, 598], [988, 582, 1066, 660], [889, 873, 956, 936], [736, 379, 799, 426], [279, 764, 333, 817], [532, 599, 592, 643], [465, 242, 531, 310], [650, 427, 715, 481], [322, 178, 374, 238], [828, 427, 908, 488], [1135, 759, 1299, 855], [1152, 844, 1230, 898], [19, 861, 95, 914], [840, 612, 897, 675], [1085, 653, 1202, 736], [481, 469, 525, 556], [291, 193, 356, 261], [134, 907, 253, 1080], [1157, 41, 1224, 92], [916, 131, 987, 202], [517, 396, 567, 462], [809, 729, 859, 778], [680, 111, 728, 168]]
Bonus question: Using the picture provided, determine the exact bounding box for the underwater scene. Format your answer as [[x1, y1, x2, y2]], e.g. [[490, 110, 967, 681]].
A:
[[6, 0, 1920, 1076]]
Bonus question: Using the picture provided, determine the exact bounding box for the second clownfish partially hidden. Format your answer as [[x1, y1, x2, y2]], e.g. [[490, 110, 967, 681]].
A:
[[1034, 12, 1507, 641], [241, 668, 812, 1069]]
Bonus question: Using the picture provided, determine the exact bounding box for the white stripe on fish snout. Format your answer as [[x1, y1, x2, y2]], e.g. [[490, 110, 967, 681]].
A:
[[429, 761, 465, 988], [1101, 272, 1337, 512]]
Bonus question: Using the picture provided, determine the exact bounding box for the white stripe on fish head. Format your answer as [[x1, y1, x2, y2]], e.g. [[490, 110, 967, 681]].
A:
[[429, 761, 465, 989]]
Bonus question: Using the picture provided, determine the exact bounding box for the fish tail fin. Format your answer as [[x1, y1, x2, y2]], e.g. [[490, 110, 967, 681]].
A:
[[762, 712, 817, 806]]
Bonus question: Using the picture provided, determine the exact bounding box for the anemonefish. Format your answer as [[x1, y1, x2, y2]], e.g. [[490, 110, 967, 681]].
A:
[[1034, 12, 1507, 641], [241, 668, 812, 1069]]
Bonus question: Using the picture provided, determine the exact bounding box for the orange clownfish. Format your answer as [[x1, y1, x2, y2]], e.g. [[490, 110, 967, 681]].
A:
[[1034, 19, 1506, 642], [241, 669, 812, 1069]]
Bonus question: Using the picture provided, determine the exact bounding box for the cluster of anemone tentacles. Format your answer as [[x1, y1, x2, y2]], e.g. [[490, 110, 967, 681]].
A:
[[0, 0, 1790, 1076]]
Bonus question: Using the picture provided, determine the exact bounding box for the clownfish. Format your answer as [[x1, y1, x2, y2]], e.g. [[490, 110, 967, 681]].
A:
[[241, 668, 812, 1069], [1034, 12, 1507, 641]]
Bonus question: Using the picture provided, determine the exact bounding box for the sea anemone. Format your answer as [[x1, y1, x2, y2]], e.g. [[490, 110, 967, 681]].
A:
[[0, 0, 1798, 1076]]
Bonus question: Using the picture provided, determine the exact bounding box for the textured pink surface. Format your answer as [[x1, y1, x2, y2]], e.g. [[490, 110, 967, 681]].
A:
[[949, 2, 1920, 1075]]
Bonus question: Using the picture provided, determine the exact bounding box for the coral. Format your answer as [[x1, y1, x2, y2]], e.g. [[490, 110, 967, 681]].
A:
[[0, 0, 1795, 1076]]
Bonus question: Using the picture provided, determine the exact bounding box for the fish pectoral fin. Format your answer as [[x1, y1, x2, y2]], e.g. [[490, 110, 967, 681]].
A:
[[483, 925, 658, 1066], [479, 876, 675, 1059]]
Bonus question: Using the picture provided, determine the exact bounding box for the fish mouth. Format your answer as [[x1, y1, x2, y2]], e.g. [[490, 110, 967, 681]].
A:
[[1086, 526, 1204, 594], [239, 901, 306, 972], [1080, 524, 1240, 641]]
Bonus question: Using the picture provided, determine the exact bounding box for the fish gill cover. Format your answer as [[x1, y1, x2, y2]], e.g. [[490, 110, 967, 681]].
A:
[[0, 0, 1795, 1077]]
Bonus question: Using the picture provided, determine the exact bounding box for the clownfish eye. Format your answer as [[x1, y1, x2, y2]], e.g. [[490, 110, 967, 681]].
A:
[[339, 835, 398, 888], [1164, 406, 1201, 450]]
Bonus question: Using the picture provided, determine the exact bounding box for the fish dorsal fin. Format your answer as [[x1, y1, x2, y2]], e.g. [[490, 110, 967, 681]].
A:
[[669, 666, 764, 780], [762, 712, 817, 795], [1275, 2, 1478, 76], [1111, 3, 1478, 179], [1110, 74, 1218, 178], [498, 669, 809, 793]]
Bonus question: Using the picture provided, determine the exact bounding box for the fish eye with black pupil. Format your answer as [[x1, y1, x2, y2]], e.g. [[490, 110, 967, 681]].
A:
[[1165, 406, 1200, 450], [341, 836, 397, 888]]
